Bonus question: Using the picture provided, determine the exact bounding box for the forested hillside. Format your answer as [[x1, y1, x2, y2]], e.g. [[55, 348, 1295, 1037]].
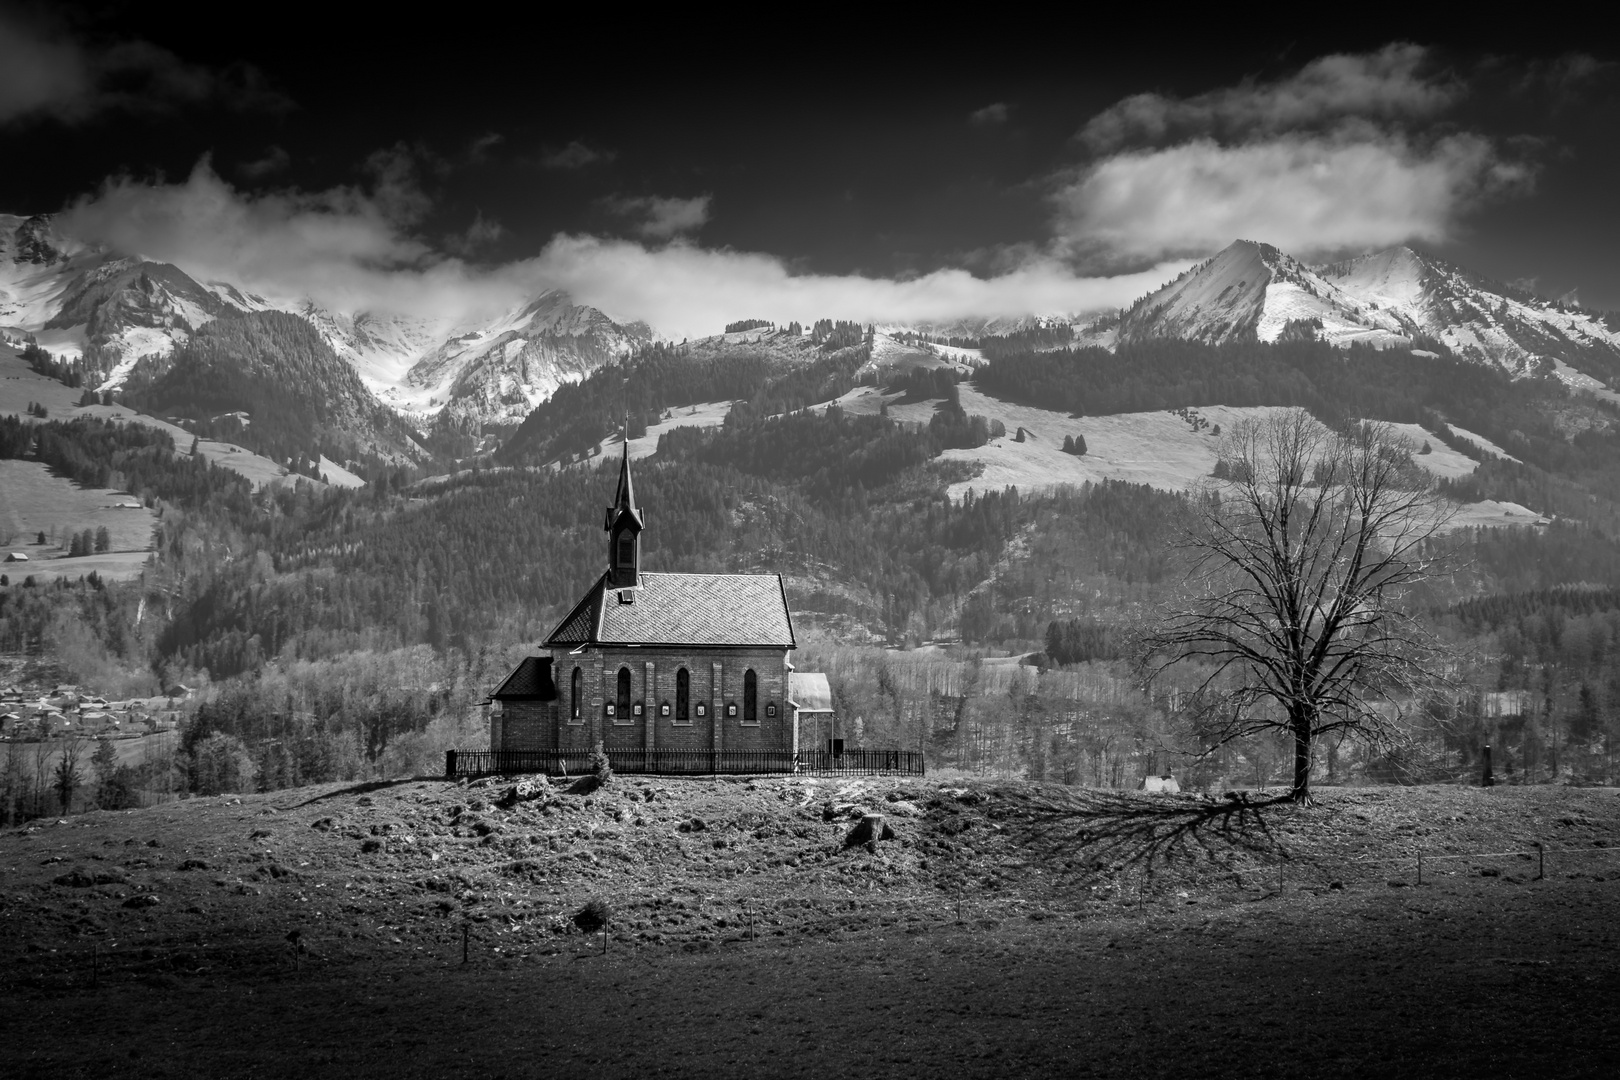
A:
[[497, 335, 872, 466], [122, 311, 425, 471], [11, 328, 1620, 815]]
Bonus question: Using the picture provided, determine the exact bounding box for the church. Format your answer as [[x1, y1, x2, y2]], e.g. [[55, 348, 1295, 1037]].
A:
[[488, 441, 829, 765]]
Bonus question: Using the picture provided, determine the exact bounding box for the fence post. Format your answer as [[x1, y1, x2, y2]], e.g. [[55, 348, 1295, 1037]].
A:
[[445, 749, 457, 779], [462, 923, 469, 964], [1536, 842, 1544, 881]]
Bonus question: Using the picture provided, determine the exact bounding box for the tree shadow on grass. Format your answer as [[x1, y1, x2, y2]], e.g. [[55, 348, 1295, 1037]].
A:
[[286, 777, 435, 808], [1005, 789, 1296, 876]]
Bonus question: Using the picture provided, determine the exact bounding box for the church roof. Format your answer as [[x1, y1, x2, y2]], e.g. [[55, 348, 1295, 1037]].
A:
[[492, 656, 558, 701], [545, 572, 795, 649]]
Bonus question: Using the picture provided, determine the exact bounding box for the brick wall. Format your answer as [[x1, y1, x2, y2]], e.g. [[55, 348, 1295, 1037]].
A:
[[549, 647, 792, 753], [498, 700, 560, 751]]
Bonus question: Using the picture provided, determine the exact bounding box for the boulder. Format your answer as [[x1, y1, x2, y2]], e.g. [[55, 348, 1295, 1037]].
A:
[[844, 813, 895, 850]]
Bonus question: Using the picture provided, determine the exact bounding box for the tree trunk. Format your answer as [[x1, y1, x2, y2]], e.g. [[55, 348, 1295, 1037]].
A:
[[1290, 716, 1312, 803]]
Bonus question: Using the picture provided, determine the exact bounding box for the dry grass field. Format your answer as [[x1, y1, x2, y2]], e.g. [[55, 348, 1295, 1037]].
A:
[[0, 459, 158, 581], [3, 776, 1617, 1077]]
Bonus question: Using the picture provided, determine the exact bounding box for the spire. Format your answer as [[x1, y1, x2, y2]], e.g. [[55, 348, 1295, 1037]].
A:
[[612, 429, 638, 522], [604, 432, 643, 589]]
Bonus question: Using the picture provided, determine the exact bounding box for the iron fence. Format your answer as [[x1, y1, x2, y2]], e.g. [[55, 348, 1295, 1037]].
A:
[[445, 747, 925, 779], [796, 749, 926, 776]]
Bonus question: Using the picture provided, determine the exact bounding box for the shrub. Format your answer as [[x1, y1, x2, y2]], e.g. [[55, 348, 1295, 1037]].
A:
[[590, 741, 612, 788], [574, 896, 611, 933]]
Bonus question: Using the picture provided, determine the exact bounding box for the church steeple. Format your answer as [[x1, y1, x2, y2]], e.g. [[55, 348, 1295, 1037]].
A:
[[604, 435, 643, 589]]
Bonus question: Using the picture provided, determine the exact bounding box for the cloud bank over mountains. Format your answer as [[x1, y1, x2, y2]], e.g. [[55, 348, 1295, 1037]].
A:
[[35, 42, 1592, 336], [1054, 43, 1542, 263], [56, 160, 1189, 337]]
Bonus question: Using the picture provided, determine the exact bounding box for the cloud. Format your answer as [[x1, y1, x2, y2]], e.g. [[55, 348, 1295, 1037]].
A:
[[970, 102, 1010, 126], [52, 159, 1188, 337], [467, 131, 503, 164], [1511, 51, 1616, 103], [1079, 43, 1456, 151], [603, 194, 712, 239], [540, 140, 614, 170], [239, 145, 291, 179], [1052, 132, 1532, 261], [530, 236, 1188, 338], [444, 211, 505, 256], [56, 158, 466, 315], [1058, 44, 1547, 262], [0, 13, 91, 123], [0, 11, 292, 124], [361, 143, 439, 224]]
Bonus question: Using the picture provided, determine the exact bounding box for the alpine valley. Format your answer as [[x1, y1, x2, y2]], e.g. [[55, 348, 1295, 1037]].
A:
[[8, 209, 1620, 800]]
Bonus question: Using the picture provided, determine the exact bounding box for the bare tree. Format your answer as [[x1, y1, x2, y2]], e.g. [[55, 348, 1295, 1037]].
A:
[[53, 736, 85, 814], [1140, 409, 1453, 803]]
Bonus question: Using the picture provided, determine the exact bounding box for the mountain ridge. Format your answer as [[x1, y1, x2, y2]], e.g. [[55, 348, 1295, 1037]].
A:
[[1, 214, 649, 452]]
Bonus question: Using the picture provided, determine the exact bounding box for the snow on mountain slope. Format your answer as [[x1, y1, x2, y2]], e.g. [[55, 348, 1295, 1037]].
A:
[[1109, 238, 1620, 399], [45, 256, 233, 387], [3, 213, 644, 440], [406, 290, 651, 435], [1319, 246, 1620, 388], [0, 214, 93, 347], [290, 301, 451, 412], [1116, 240, 1407, 349]]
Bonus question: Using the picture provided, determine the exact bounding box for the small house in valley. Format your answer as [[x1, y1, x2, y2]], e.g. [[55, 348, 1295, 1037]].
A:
[[489, 441, 818, 765]]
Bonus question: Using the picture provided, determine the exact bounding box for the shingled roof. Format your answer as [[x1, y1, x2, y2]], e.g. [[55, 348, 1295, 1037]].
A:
[[545, 572, 795, 648], [492, 657, 558, 700]]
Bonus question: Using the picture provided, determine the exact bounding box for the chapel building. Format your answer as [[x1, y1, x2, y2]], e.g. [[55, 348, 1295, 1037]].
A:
[[489, 441, 817, 758]]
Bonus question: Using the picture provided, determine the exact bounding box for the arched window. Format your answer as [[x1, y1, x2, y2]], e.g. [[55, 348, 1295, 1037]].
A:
[[616, 667, 632, 719], [571, 666, 582, 720], [676, 667, 690, 724], [617, 532, 635, 567], [743, 668, 757, 724]]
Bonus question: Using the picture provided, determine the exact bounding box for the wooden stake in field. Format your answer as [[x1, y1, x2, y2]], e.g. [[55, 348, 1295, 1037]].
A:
[[462, 923, 470, 964]]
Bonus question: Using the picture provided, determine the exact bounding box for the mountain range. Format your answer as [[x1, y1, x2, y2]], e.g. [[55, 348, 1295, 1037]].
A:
[[6, 211, 1620, 469], [0, 214, 650, 455]]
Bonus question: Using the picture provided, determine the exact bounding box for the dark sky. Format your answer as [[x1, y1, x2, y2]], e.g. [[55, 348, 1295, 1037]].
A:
[[4, 5, 1619, 324]]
